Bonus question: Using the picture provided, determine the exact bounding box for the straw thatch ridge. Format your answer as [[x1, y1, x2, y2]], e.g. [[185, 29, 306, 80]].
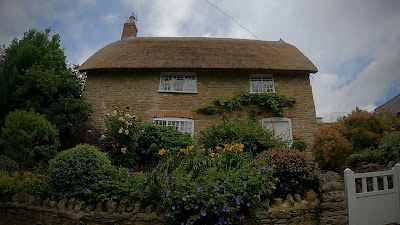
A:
[[80, 37, 318, 73]]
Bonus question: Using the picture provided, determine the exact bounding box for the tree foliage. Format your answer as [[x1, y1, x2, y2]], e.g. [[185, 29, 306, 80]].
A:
[[0, 28, 91, 148], [0, 109, 59, 169]]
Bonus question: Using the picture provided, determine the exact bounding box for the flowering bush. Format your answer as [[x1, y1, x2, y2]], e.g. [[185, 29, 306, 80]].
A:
[[312, 108, 391, 170], [254, 148, 319, 197], [0, 170, 41, 197], [291, 139, 308, 152], [199, 119, 283, 156], [377, 132, 400, 165], [156, 144, 275, 224], [104, 110, 140, 167], [48, 144, 112, 200], [0, 109, 59, 169], [104, 110, 192, 168], [83, 168, 157, 210]]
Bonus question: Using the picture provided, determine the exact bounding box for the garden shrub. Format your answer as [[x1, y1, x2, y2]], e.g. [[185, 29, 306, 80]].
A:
[[377, 132, 400, 165], [156, 144, 276, 224], [199, 119, 283, 156], [346, 149, 377, 167], [254, 148, 319, 198], [291, 139, 308, 152], [104, 110, 193, 168], [0, 155, 19, 173], [83, 168, 157, 210], [312, 125, 353, 170], [0, 170, 41, 197], [48, 144, 112, 200], [312, 108, 390, 170], [0, 109, 59, 169]]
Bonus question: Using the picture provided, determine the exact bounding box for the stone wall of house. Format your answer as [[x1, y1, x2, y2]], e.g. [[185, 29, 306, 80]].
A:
[[84, 70, 318, 143], [0, 172, 347, 225]]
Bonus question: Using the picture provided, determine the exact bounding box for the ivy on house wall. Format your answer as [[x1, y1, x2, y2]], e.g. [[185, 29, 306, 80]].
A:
[[194, 92, 295, 117]]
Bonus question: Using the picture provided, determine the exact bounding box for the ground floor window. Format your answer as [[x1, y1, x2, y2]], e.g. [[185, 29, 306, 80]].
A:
[[262, 117, 293, 145], [153, 117, 194, 136]]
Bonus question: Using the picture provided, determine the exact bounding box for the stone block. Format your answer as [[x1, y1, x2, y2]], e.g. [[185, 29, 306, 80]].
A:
[[321, 181, 344, 192], [155, 202, 163, 216], [304, 190, 318, 202], [68, 198, 77, 210], [320, 202, 347, 211], [285, 194, 295, 207], [106, 200, 118, 213], [269, 209, 291, 219], [293, 194, 302, 203], [84, 204, 95, 213], [49, 201, 57, 209], [57, 198, 68, 210], [322, 171, 340, 183], [319, 215, 348, 225], [95, 202, 103, 213], [133, 203, 141, 214], [74, 201, 85, 212], [321, 191, 345, 202]]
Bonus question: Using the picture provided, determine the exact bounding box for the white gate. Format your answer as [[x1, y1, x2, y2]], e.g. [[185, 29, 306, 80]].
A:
[[344, 164, 400, 225]]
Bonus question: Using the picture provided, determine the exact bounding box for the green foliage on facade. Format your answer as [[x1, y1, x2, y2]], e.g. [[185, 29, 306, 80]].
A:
[[194, 92, 295, 117]]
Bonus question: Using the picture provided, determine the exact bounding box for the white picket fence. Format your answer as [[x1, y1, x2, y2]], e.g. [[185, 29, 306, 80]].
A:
[[344, 164, 400, 225]]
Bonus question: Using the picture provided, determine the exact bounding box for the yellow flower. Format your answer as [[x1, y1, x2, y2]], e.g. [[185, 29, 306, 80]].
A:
[[210, 153, 215, 158], [159, 148, 166, 155], [121, 147, 127, 154]]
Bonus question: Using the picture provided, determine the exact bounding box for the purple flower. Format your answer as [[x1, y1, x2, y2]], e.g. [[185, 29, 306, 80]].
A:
[[186, 194, 190, 198], [214, 206, 217, 210], [275, 177, 279, 181], [182, 197, 187, 201], [127, 174, 130, 178], [243, 193, 246, 197], [182, 183, 186, 187], [111, 195, 117, 200], [165, 212, 171, 217], [116, 181, 119, 185], [187, 218, 191, 223], [166, 190, 171, 197], [257, 194, 261, 201], [235, 197, 241, 205], [258, 171, 261, 175], [223, 207, 230, 212], [243, 183, 247, 188], [212, 202, 216, 205], [172, 206, 176, 210], [198, 186, 203, 192], [84, 189, 92, 194], [247, 202, 251, 207], [195, 205, 199, 209], [201, 211, 207, 217], [240, 214, 245, 222], [261, 166, 266, 170]]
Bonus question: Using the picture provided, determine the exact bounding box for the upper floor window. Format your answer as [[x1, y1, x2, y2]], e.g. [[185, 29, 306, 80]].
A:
[[250, 74, 275, 93], [153, 117, 194, 136], [159, 72, 197, 93]]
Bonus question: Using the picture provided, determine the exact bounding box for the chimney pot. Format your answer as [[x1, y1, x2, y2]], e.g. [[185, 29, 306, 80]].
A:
[[121, 17, 138, 40]]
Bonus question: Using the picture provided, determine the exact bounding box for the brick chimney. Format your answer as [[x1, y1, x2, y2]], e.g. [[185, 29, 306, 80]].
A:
[[121, 16, 138, 40]]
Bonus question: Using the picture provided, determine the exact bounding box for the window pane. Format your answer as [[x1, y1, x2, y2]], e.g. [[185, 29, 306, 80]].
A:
[[160, 74, 197, 92], [250, 75, 274, 93]]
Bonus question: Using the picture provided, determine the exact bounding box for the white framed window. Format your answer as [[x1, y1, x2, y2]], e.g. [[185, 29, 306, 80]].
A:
[[159, 72, 197, 93], [153, 117, 194, 136], [262, 117, 293, 145], [250, 74, 275, 93]]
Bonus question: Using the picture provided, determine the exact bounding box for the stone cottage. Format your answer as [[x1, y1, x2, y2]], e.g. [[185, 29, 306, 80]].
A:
[[80, 16, 318, 143]]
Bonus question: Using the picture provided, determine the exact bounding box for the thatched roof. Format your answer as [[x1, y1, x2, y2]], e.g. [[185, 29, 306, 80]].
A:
[[80, 37, 318, 73]]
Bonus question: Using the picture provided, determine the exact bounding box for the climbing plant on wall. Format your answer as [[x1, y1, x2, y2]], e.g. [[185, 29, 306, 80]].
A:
[[194, 92, 295, 117]]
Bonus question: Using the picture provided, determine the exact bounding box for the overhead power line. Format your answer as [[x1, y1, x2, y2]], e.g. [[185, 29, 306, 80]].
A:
[[204, 0, 260, 40]]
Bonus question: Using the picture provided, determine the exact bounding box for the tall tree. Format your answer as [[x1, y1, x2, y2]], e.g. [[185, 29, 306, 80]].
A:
[[0, 28, 91, 149]]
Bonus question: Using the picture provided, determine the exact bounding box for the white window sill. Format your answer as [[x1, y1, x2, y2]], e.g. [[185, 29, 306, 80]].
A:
[[158, 90, 198, 94]]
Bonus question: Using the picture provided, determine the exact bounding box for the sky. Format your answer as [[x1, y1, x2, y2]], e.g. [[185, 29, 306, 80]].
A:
[[1, 0, 399, 122]]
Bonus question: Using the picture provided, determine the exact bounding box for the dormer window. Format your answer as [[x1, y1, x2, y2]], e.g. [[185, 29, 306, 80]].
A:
[[250, 74, 275, 93], [159, 72, 197, 93]]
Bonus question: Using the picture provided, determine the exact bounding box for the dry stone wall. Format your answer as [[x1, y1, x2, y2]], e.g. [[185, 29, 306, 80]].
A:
[[0, 172, 347, 225]]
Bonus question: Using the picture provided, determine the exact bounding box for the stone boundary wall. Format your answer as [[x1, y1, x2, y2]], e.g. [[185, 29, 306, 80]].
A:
[[0, 172, 347, 225]]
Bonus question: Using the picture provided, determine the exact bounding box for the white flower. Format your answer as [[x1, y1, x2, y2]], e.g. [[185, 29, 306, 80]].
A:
[[100, 134, 106, 140], [121, 147, 127, 153], [118, 127, 124, 133], [125, 130, 129, 135]]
